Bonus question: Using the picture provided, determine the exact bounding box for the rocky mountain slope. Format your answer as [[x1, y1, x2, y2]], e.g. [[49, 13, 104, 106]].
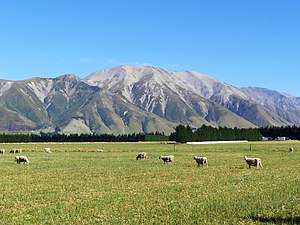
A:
[[241, 87, 300, 126], [0, 65, 298, 134]]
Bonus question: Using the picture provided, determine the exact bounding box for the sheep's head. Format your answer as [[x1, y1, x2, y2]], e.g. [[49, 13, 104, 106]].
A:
[[243, 156, 248, 160]]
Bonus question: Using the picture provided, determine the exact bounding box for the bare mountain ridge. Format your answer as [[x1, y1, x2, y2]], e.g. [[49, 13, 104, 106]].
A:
[[85, 65, 296, 127], [241, 86, 300, 126], [0, 65, 298, 134]]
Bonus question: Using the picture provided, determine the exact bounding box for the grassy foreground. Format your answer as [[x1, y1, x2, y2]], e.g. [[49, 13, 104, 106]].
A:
[[0, 141, 299, 224]]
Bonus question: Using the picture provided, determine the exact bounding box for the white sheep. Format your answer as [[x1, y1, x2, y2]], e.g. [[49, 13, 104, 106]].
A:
[[44, 147, 52, 153], [136, 152, 147, 160], [159, 155, 174, 164], [0, 149, 5, 154], [244, 156, 262, 169], [289, 147, 294, 153], [193, 156, 208, 167], [15, 156, 30, 164]]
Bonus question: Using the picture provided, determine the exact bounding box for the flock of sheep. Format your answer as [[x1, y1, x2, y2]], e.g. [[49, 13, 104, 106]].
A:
[[0, 147, 52, 164], [136, 146, 295, 168], [136, 152, 264, 168], [137, 146, 293, 168], [0, 146, 294, 168]]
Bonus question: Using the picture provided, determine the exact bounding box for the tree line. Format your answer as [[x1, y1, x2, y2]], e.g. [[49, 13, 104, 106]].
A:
[[0, 132, 165, 143], [0, 125, 299, 143], [169, 125, 262, 143], [259, 125, 300, 140]]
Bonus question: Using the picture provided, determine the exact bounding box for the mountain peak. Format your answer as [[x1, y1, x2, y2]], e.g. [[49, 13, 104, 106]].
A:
[[56, 74, 80, 80]]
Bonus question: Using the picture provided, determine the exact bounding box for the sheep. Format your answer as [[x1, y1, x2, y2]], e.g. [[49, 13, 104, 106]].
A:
[[289, 147, 294, 153], [0, 149, 5, 154], [15, 149, 22, 153], [193, 156, 208, 167], [15, 156, 30, 164], [136, 152, 147, 160], [244, 156, 262, 169], [44, 147, 52, 153], [159, 155, 174, 164], [10, 149, 22, 153]]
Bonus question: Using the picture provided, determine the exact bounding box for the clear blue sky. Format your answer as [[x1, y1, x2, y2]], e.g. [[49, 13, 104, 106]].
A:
[[1, 0, 300, 96]]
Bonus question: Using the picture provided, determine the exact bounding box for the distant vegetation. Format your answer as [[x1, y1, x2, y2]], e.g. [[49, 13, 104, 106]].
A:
[[0, 133, 31, 143], [1, 125, 300, 143], [144, 133, 169, 142], [259, 125, 300, 140], [0, 132, 165, 143], [170, 125, 262, 143]]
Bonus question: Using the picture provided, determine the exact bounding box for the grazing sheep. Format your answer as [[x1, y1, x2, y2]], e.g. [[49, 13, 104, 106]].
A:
[[0, 149, 5, 154], [159, 155, 174, 164], [193, 156, 208, 167], [244, 156, 262, 169], [15, 156, 30, 164], [44, 147, 52, 153], [136, 152, 147, 160], [11, 149, 22, 153], [10, 149, 21, 153], [289, 147, 294, 153]]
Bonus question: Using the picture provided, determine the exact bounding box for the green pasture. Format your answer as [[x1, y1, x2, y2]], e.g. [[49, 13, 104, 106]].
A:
[[0, 141, 299, 224]]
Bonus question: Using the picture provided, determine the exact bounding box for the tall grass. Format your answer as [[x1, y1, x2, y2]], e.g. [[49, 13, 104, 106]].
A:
[[0, 141, 299, 224]]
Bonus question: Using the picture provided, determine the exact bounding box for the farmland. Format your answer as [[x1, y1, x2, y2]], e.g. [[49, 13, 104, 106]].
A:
[[0, 141, 299, 224]]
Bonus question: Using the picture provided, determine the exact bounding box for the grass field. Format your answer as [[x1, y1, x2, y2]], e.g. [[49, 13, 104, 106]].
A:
[[0, 141, 299, 224]]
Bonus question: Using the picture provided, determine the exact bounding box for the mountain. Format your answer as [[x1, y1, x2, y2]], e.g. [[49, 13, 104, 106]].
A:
[[241, 87, 300, 126], [0, 65, 299, 134], [84, 66, 255, 128]]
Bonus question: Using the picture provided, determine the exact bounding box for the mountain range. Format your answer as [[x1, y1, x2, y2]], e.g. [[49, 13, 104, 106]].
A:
[[0, 65, 299, 134]]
